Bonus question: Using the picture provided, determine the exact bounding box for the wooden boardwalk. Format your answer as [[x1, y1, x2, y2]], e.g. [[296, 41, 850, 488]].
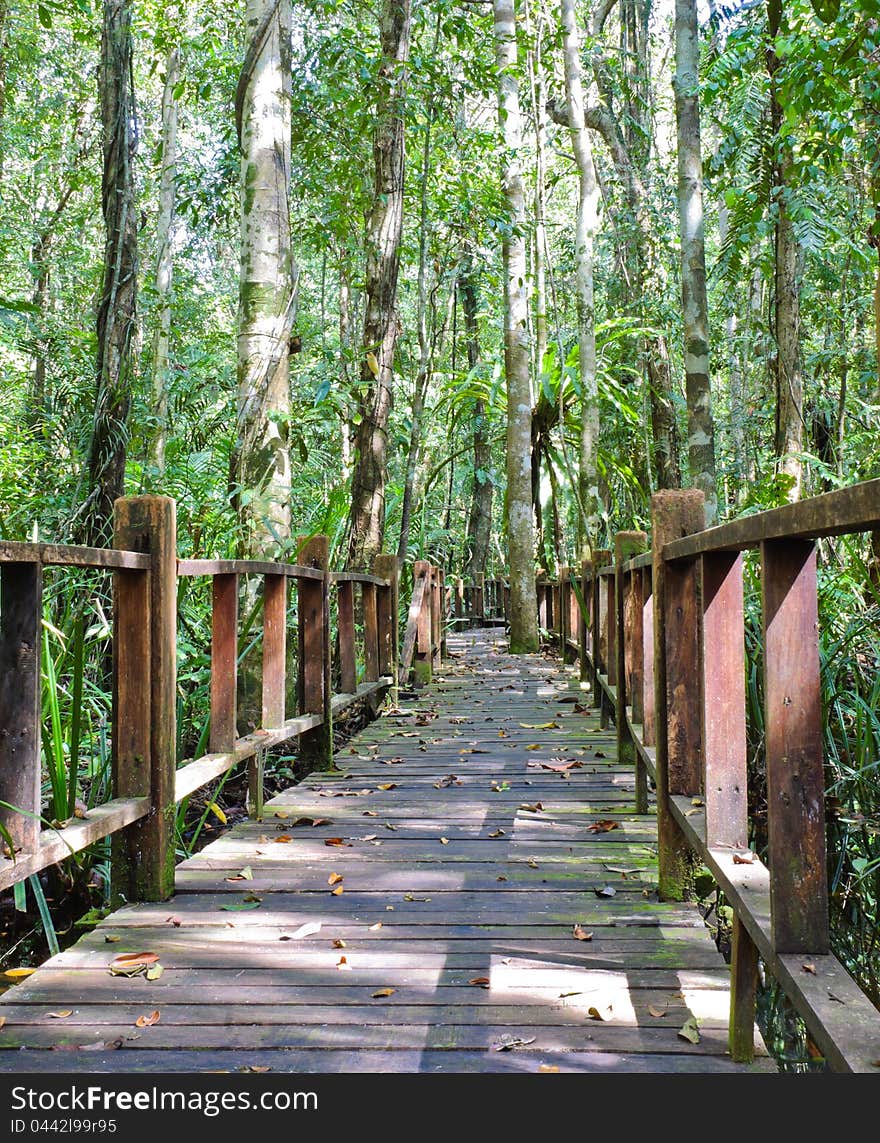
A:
[[0, 629, 773, 1073]]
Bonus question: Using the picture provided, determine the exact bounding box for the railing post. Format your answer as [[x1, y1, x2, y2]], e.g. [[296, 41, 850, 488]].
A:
[[641, 565, 655, 746], [337, 579, 357, 696], [438, 567, 447, 662], [558, 565, 569, 654], [113, 495, 177, 902], [0, 561, 42, 859], [578, 559, 590, 683], [537, 572, 547, 631], [591, 550, 611, 727], [761, 539, 829, 953], [209, 575, 238, 753], [254, 572, 287, 819], [454, 576, 464, 625], [413, 559, 432, 687], [297, 534, 332, 769], [373, 553, 399, 703], [651, 490, 704, 901], [615, 532, 648, 814], [362, 578, 380, 683]]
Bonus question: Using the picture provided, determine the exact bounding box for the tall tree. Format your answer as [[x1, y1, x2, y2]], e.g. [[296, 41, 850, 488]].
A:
[[462, 262, 493, 580], [493, 0, 539, 653], [231, 0, 295, 557], [561, 0, 601, 555], [75, 0, 138, 547], [148, 39, 180, 477], [673, 0, 718, 522], [346, 0, 412, 570]]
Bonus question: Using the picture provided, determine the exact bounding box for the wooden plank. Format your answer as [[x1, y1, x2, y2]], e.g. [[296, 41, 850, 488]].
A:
[[209, 573, 238, 752], [111, 561, 151, 901], [336, 580, 357, 696], [761, 539, 828, 953], [701, 552, 748, 849], [113, 496, 178, 901], [262, 573, 287, 729], [297, 535, 331, 768], [177, 559, 323, 579], [0, 542, 150, 570], [641, 567, 655, 746], [400, 570, 427, 673], [729, 913, 759, 1062], [362, 581, 379, 683], [651, 490, 705, 901], [373, 554, 399, 686], [615, 533, 647, 815], [663, 476, 880, 559], [0, 798, 150, 894], [330, 572, 390, 587], [0, 562, 41, 856]]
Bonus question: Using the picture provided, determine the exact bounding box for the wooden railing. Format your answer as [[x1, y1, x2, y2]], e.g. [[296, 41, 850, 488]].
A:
[[400, 559, 445, 687], [448, 572, 509, 628], [0, 495, 398, 902], [536, 481, 880, 1073]]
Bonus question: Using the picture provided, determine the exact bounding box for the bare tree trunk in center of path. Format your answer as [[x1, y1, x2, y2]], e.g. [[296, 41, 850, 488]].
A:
[[561, 0, 601, 557], [493, 0, 539, 653], [347, 0, 412, 571], [76, 0, 138, 548], [462, 264, 492, 580], [673, 0, 718, 523], [232, 0, 295, 558]]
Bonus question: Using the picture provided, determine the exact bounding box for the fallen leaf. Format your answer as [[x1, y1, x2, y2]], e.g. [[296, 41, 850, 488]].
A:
[[4, 967, 36, 980], [587, 1003, 614, 1021], [492, 1035, 537, 1051], [588, 819, 621, 833], [381, 758, 405, 765], [496, 876, 507, 882], [802, 962, 817, 975], [361, 834, 378, 842], [372, 988, 395, 999], [332, 939, 346, 949], [324, 837, 351, 847], [572, 924, 593, 942], [440, 837, 449, 845], [377, 783, 398, 792], [274, 835, 292, 843], [488, 828, 505, 839], [469, 977, 491, 988], [403, 893, 431, 902], [594, 886, 617, 898], [109, 952, 160, 978], [135, 1010, 160, 1028], [369, 922, 383, 931], [328, 873, 343, 886], [166, 916, 182, 927], [145, 964, 164, 981], [691, 797, 705, 807], [363, 810, 378, 818], [289, 922, 322, 940], [291, 816, 331, 828], [558, 991, 583, 999], [79, 1039, 123, 1052], [648, 1004, 668, 1018], [519, 803, 544, 813], [678, 1016, 700, 1044], [331, 885, 344, 896], [242, 1065, 271, 1073], [525, 744, 542, 752], [225, 866, 253, 882], [527, 858, 540, 869], [538, 1064, 560, 1073], [593, 750, 606, 759], [385, 823, 398, 831], [48, 1010, 73, 1019], [207, 801, 227, 825], [104, 934, 121, 943], [336, 956, 351, 971], [732, 852, 755, 865], [433, 775, 459, 789], [519, 722, 560, 730]]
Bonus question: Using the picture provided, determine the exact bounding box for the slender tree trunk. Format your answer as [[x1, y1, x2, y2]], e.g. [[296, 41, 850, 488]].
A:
[[232, 0, 295, 557], [767, 4, 803, 501], [338, 260, 355, 479], [462, 266, 492, 580], [149, 44, 180, 477], [561, 0, 601, 556], [75, 0, 138, 547], [346, 0, 412, 570], [673, 0, 717, 522], [493, 0, 539, 653], [0, 0, 8, 182], [524, 0, 548, 375]]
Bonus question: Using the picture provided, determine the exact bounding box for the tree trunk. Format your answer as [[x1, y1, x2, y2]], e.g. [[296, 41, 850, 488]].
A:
[[338, 260, 355, 480], [561, 0, 601, 557], [231, 0, 295, 558], [493, 0, 539, 653], [673, 0, 717, 522], [524, 0, 548, 376], [149, 44, 180, 478], [0, 0, 8, 182], [767, 4, 803, 502], [462, 266, 492, 580], [75, 0, 138, 548], [346, 0, 412, 571]]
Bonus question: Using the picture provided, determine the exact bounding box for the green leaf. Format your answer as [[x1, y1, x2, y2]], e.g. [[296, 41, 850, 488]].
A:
[[37, 4, 53, 29]]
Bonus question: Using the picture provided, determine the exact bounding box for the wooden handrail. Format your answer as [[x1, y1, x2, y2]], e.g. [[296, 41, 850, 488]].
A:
[[0, 497, 401, 905]]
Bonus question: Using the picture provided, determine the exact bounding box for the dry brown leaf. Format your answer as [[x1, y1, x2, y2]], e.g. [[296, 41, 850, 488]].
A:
[[4, 967, 36, 979], [525, 744, 542, 751], [538, 1064, 560, 1073], [369, 922, 383, 931], [331, 885, 344, 896], [110, 952, 159, 970], [732, 852, 755, 865], [104, 934, 121, 943], [135, 1010, 161, 1028], [488, 828, 505, 838], [48, 1010, 73, 1019], [587, 1003, 614, 1021], [496, 875, 507, 882], [361, 834, 378, 842], [332, 939, 346, 949], [371, 988, 395, 999], [324, 837, 351, 847], [363, 810, 378, 817], [328, 872, 343, 885], [469, 977, 490, 988], [527, 858, 539, 869], [336, 956, 351, 971], [274, 835, 292, 843], [572, 924, 593, 942], [802, 962, 817, 975], [588, 819, 621, 833], [648, 1004, 668, 1018], [440, 837, 449, 845], [377, 783, 398, 792], [520, 802, 544, 813]]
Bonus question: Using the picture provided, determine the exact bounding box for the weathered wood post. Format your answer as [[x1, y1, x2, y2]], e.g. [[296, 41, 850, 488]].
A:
[[413, 559, 432, 688], [641, 565, 655, 747], [591, 549, 611, 727], [761, 540, 829, 954], [537, 572, 548, 631], [651, 490, 704, 901], [0, 560, 42, 860], [615, 532, 648, 813], [362, 578, 380, 684], [297, 534, 332, 769], [438, 567, 447, 662], [337, 578, 357, 696], [113, 495, 177, 901], [454, 576, 464, 626], [578, 559, 590, 683], [374, 553, 400, 703]]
